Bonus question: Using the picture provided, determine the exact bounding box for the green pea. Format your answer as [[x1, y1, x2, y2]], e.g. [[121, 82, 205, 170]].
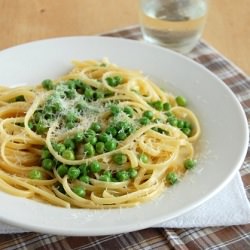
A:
[[106, 77, 118, 87], [177, 120, 185, 129], [139, 117, 150, 125], [79, 163, 89, 175], [113, 75, 123, 84], [98, 133, 111, 143], [105, 126, 117, 137], [68, 166, 81, 179], [86, 136, 97, 145], [66, 122, 75, 129], [84, 87, 94, 99], [84, 143, 95, 157], [123, 106, 133, 118], [62, 149, 75, 160], [79, 175, 90, 184], [184, 159, 197, 170], [36, 122, 47, 135], [64, 138, 75, 150], [143, 110, 154, 120], [76, 101, 86, 111], [139, 153, 148, 163], [90, 161, 101, 173], [104, 139, 117, 152], [57, 164, 68, 177], [103, 170, 112, 177], [93, 91, 104, 100], [65, 89, 76, 99], [66, 80, 76, 89], [90, 122, 102, 133], [99, 175, 111, 182], [168, 117, 178, 127], [152, 100, 163, 111], [163, 102, 171, 111], [71, 186, 86, 197], [41, 148, 51, 159], [176, 96, 187, 107], [15, 95, 25, 102], [65, 112, 77, 123], [42, 79, 54, 90], [183, 120, 192, 129], [110, 104, 121, 116], [53, 143, 66, 154], [74, 131, 85, 143], [95, 142, 105, 154], [182, 127, 192, 136], [85, 129, 96, 138], [112, 153, 127, 165], [116, 131, 127, 141], [128, 168, 138, 179], [42, 158, 55, 171], [28, 169, 43, 179], [166, 172, 178, 185], [116, 170, 129, 181], [28, 121, 34, 129]]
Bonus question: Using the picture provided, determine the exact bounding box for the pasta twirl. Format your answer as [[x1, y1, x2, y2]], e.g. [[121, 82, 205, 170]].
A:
[[0, 59, 200, 208]]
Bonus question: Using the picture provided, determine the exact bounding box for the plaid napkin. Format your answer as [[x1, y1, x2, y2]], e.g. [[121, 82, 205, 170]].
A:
[[0, 26, 249, 234]]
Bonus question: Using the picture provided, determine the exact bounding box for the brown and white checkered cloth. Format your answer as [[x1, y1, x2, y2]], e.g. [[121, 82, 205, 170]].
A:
[[0, 26, 249, 249]]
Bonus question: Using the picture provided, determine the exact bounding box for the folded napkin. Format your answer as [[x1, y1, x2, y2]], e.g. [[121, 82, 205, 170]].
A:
[[0, 172, 249, 234]]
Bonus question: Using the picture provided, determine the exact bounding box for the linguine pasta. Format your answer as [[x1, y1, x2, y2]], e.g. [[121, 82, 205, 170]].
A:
[[0, 59, 200, 208]]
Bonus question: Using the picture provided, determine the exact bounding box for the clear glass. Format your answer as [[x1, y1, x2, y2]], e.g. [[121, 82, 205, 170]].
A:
[[139, 0, 208, 54]]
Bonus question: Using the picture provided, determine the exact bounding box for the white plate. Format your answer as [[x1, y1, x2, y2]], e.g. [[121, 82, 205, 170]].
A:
[[0, 37, 248, 236]]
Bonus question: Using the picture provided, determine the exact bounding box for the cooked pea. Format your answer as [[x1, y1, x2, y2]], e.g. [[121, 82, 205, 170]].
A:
[[104, 139, 117, 152], [116, 170, 129, 181], [182, 127, 192, 136], [110, 104, 121, 116], [64, 138, 75, 150], [123, 106, 133, 117], [112, 153, 127, 165], [105, 126, 117, 137], [128, 168, 138, 178], [84, 87, 94, 99], [57, 164, 68, 177], [166, 172, 178, 185], [176, 96, 187, 107], [139, 153, 148, 163], [90, 161, 101, 173], [139, 117, 150, 125], [79, 175, 90, 184], [68, 166, 81, 179], [99, 175, 111, 182], [42, 158, 55, 171], [116, 131, 127, 141], [84, 143, 95, 157], [36, 122, 47, 135], [53, 143, 66, 154], [42, 79, 54, 90], [90, 122, 102, 133], [71, 186, 86, 197], [98, 133, 111, 143], [62, 149, 75, 160], [143, 110, 153, 120], [41, 148, 51, 159], [163, 102, 171, 111], [74, 131, 85, 143], [79, 163, 89, 175], [184, 159, 197, 169], [28, 169, 43, 179], [152, 100, 163, 111], [95, 142, 105, 154]]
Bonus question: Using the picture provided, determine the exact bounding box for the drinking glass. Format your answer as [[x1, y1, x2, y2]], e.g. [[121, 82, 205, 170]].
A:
[[139, 0, 208, 54]]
